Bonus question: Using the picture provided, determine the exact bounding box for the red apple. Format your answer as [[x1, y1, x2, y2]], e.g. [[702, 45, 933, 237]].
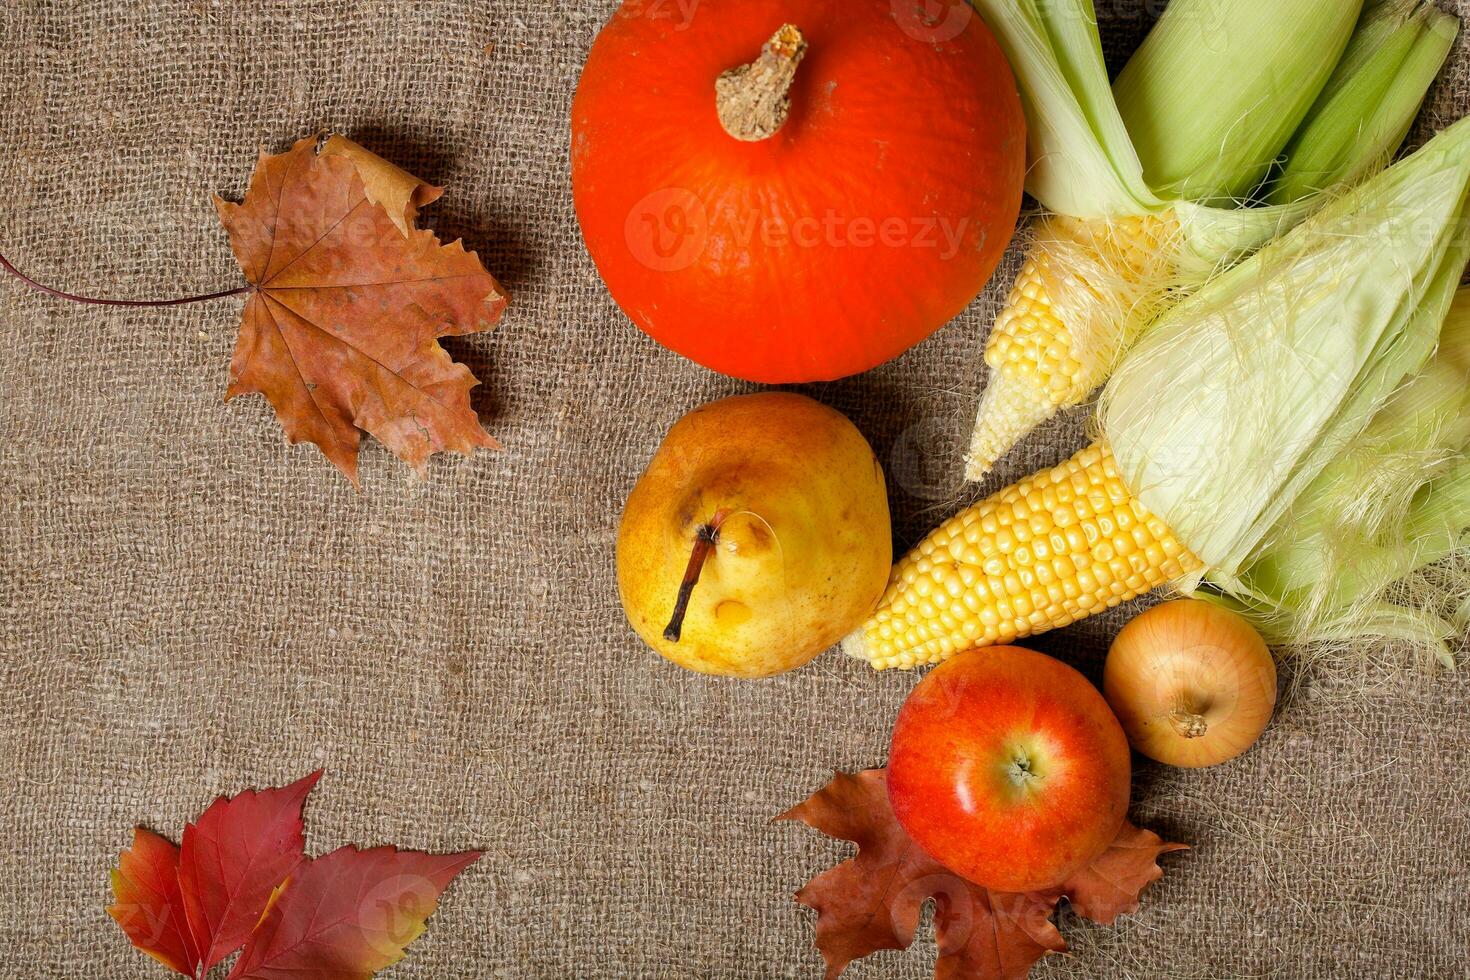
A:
[[887, 647, 1131, 892]]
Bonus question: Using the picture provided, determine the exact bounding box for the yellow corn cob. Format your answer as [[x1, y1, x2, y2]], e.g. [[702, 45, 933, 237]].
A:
[[843, 443, 1203, 670], [966, 212, 1180, 481]]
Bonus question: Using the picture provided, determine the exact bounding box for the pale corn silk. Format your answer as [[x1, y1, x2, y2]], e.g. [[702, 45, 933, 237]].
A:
[[0, 1, 1468, 978]]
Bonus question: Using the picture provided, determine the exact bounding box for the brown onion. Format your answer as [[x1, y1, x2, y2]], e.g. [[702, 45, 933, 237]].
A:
[[1103, 600, 1277, 768]]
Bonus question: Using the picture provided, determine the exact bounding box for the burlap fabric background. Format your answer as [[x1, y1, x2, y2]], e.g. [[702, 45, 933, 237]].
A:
[[2, 1, 1468, 977]]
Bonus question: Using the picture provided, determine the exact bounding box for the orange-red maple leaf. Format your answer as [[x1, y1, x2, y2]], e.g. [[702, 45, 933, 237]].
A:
[[215, 135, 508, 484], [225, 845, 481, 980], [109, 772, 477, 980], [178, 771, 320, 973], [779, 769, 1185, 980], [108, 828, 199, 976]]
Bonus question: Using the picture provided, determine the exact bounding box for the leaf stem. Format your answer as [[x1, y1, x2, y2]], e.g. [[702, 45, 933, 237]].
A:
[[0, 249, 251, 307]]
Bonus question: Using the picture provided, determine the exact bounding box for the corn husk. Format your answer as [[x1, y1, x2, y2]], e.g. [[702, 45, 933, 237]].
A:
[[972, 0, 1159, 221], [1271, 0, 1459, 204], [1215, 289, 1470, 663], [1100, 115, 1470, 654], [964, 0, 1458, 477], [1112, 0, 1361, 205], [969, 0, 1456, 240]]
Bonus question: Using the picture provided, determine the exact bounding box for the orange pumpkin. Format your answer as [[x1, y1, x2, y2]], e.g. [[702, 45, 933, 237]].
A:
[[571, 0, 1026, 383]]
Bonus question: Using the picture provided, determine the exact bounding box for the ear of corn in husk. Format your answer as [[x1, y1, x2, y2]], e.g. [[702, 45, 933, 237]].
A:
[[1104, 113, 1470, 659], [964, 0, 1458, 479], [844, 116, 1470, 670], [1271, 0, 1459, 205], [1205, 278, 1470, 664], [1111, 0, 1361, 205]]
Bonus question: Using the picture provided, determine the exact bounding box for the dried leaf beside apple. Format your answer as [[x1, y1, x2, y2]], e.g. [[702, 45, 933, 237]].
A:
[[784, 647, 1188, 979]]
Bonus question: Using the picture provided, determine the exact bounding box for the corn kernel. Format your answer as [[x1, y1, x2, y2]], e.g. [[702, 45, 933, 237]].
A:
[[844, 442, 1203, 669]]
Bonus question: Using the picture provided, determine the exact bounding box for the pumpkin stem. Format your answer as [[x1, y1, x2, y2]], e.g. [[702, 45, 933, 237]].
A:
[[663, 510, 729, 642], [715, 24, 807, 142]]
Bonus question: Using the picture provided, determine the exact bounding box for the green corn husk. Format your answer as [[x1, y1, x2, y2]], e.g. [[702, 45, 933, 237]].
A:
[[973, 0, 1159, 221], [1215, 289, 1470, 663], [1271, 0, 1460, 204], [964, 0, 1458, 478], [1112, 0, 1362, 205], [973, 0, 1461, 266], [1100, 115, 1470, 656]]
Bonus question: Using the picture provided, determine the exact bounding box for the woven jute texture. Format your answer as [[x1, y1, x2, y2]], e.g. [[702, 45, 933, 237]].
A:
[[2, 1, 1468, 977]]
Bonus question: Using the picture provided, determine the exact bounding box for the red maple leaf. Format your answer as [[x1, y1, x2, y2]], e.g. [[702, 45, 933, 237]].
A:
[[107, 772, 478, 980], [226, 846, 481, 979], [779, 769, 1185, 980]]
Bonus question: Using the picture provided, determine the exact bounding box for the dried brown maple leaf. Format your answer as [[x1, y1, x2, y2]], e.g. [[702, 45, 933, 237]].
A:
[[778, 769, 1185, 980], [215, 135, 508, 484]]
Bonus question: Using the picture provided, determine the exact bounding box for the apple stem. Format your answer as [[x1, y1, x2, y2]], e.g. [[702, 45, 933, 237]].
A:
[[0, 249, 252, 307], [663, 511, 729, 643]]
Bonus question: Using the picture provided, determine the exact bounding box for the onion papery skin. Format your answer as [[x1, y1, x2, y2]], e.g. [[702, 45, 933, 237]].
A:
[[1103, 600, 1278, 769]]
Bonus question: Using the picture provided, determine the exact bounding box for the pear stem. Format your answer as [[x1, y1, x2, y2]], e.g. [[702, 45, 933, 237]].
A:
[[663, 511, 729, 643]]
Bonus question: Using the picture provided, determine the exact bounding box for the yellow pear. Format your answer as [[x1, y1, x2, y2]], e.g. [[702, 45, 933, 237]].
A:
[[617, 392, 891, 678]]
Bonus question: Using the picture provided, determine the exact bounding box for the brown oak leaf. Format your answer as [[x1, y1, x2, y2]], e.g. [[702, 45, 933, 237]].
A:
[[215, 135, 508, 484], [778, 769, 1185, 980]]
